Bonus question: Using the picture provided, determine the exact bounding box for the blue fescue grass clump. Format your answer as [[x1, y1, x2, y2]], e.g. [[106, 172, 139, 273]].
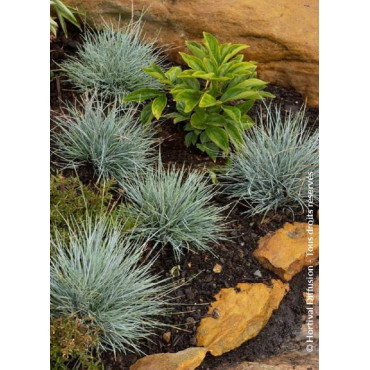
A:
[[60, 20, 165, 100], [123, 164, 226, 261], [221, 106, 319, 217], [52, 97, 156, 185], [50, 216, 172, 355]]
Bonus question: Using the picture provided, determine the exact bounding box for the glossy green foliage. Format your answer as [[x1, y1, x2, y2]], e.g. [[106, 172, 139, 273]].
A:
[[123, 32, 274, 161], [50, 0, 83, 38]]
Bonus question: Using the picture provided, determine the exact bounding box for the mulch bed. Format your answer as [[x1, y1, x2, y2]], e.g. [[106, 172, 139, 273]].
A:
[[50, 26, 319, 370]]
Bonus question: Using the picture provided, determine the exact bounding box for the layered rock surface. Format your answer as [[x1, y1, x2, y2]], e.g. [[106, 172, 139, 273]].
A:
[[65, 0, 319, 105], [196, 280, 289, 356], [130, 347, 208, 370], [254, 223, 319, 281]]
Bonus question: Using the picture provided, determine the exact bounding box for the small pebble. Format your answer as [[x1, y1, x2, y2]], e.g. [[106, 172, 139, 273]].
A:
[[163, 331, 171, 343], [213, 263, 222, 273], [254, 270, 262, 278]]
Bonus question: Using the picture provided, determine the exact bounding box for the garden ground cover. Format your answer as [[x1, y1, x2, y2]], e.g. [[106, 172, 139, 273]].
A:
[[50, 26, 319, 369]]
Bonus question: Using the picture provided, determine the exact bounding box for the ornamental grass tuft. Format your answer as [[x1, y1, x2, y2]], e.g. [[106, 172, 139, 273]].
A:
[[50, 216, 173, 355], [51, 97, 156, 185], [60, 20, 165, 100], [221, 106, 319, 217], [123, 163, 226, 261]]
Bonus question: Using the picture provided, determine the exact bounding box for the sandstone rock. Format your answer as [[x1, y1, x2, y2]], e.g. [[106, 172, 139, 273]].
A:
[[254, 223, 319, 281], [196, 280, 289, 356], [65, 0, 319, 106], [217, 350, 319, 369], [130, 347, 208, 370]]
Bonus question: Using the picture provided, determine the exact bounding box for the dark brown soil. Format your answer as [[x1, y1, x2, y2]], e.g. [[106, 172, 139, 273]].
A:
[[50, 28, 319, 370]]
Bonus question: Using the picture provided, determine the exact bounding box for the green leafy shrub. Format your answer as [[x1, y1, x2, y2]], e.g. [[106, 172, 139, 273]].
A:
[[123, 32, 274, 161], [60, 20, 165, 100], [51, 217, 172, 355], [50, 0, 83, 38], [50, 316, 101, 369], [52, 97, 156, 185], [221, 106, 319, 217], [123, 163, 226, 260]]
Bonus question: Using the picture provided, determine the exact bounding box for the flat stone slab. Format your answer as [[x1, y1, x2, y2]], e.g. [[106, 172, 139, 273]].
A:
[[196, 280, 289, 356], [254, 222, 319, 281], [130, 347, 208, 370], [217, 350, 319, 369]]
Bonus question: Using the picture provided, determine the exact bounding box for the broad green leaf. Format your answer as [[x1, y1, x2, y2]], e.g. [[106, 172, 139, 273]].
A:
[[224, 121, 244, 149], [186, 41, 207, 59], [259, 91, 276, 98], [196, 142, 219, 162], [221, 44, 248, 63], [203, 57, 218, 73], [52, 0, 82, 37], [181, 78, 200, 90], [184, 123, 193, 131], [174, 115, 190, 124], [236, 100, 255, 114], [165, 112, 190, 124], [221, 88, 268, 103], [192, 71, 215, 80], [152, 94, 167, 119], [190, 109, 207, 129], [176, 100, 187, 114], [172, 88, 196, 101], [141, 103, 153, 125], [185, 131, 198, 147], [205, 126, 229, 152], [225, 74, 246, 89], [123, 88, 161, 103], [241, 114, 255, 129], [143, 65, 170, 84], [207, 113, 225, 125], [179, 52, 205, 71], [176, 90, 201, 113], [227, 62, 257, 75], [219, 43, 232, 62], [202, 32, 220, 63], [143, 64, 166, 76], [50, 17, 58, 36], [200, 131, 211, 143], [177, 69, 197, 79], [231, 78, 267, 90], [233, 54, 244, 62], [222, 106, 241, 122], [199, 93, 217, 108], [165, 66, 182, 82], [206, 105, 222, 114], [209, 75, 232, 82]]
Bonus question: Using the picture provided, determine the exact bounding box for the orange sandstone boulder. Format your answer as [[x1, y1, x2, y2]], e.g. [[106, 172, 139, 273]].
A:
[[254, 223, 319, 281], [196, 280, 289, 356], [130, 347, 208, 370], [65, 0, 319, 106]]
